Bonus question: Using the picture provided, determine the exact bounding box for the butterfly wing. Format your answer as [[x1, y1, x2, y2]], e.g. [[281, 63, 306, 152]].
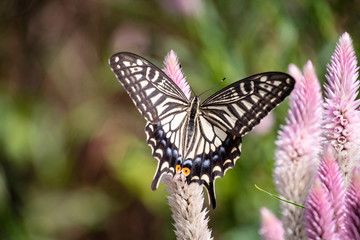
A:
[[185, 72, 295, 208], [145, 120, 187, 191], [201, 72, 295, 136], [109, 52, 189, 123], [181, 115, 242, 209], [109, 52, 191, 192]]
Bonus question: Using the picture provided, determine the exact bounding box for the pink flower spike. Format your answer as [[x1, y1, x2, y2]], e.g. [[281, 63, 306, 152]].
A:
[[344, 167, 360, 239], [162, 50, 191, 99], [274, 61, 323, 238], [323, 32, 360, 181], [259, 207, 284, 240], [316, 146, 346, 233], [304, 177, 338, 240]]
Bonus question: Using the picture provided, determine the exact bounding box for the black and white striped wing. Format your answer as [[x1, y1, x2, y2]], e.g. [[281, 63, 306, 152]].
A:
[[109, 52, 189, 123], [201, 72, 295, 136], [181, 117, 243, 209], [109, 52, 191, 195]]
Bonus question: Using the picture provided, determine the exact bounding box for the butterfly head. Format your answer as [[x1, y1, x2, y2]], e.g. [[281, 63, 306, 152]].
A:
[[189, 95, 201, 105]]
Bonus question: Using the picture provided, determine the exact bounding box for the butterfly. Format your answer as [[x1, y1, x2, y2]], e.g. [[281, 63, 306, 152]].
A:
[[109, 52, 295, 209]]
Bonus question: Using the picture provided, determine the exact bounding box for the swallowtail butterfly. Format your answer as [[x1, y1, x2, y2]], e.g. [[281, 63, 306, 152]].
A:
[[109, 52, 295, 208]]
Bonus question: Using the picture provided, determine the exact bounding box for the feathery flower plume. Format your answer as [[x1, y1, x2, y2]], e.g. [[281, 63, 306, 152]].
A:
[[162, 50, 212, 240], [314, 147, 346, 233], [162, 50, 191, 99], [259, 207, 285, 240], [323, 32, 360, 182], [274, 61, 323, 239], [344, 167, 360, 239], [164, 174, 213, 240], [304, 177, 338, 240]]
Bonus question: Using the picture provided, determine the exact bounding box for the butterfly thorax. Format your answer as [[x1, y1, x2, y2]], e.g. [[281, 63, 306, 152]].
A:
[[186, 96, 201, 149]]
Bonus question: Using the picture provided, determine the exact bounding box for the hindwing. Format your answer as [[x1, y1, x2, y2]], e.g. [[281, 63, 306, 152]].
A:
[[182, 114, 243, 209], [145, 109, 188, 191]]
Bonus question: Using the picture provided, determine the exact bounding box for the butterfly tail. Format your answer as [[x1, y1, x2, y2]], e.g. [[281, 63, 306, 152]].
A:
[[151, 165, 165, 190], [206, 182, 217, 209]]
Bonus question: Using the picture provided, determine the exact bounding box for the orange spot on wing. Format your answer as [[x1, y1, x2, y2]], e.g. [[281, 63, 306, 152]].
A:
[[176, 165, 181, 173], [182, 167, 191, 176]]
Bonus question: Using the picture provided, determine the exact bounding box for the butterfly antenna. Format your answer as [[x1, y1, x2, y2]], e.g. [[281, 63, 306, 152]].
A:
[[189, 84, 196, 96], [198, 78, 226, 97]]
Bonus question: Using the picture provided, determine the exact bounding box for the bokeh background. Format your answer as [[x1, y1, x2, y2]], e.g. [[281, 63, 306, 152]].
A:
[[1, 0, 359, 239]]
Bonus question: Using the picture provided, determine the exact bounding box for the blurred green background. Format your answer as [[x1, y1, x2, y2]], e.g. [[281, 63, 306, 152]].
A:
[[0, 0, 359, 239]]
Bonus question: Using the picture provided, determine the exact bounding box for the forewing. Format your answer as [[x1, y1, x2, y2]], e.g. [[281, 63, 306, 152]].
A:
[[109, 52, 189, 123], [201, 72, 295, 136]]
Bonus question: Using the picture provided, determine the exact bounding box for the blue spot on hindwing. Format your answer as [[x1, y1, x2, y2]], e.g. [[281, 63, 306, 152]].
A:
[[219, 146, 225, 154], [192, 157, 202, 178], [194, 157, 202, 166], [173, 149, 178, 159], [166, 147, 172, 157], [176, 157, 182, 165], [203, 159, 210, 169], [156, 129, 164, 138], [183, 159, 192, 169]]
